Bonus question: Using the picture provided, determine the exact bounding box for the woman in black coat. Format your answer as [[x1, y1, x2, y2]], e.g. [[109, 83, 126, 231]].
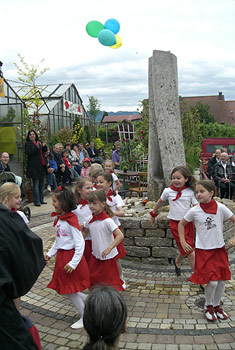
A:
[[25, 129, 47, 206]]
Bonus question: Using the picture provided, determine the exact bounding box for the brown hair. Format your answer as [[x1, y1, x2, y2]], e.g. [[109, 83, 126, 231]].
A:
[[171, 166, 196, 190], [88, 189, 114, 217], [89, 166, 104, 179], [75, 176, 93, 202], [53, 186, 77, 213], [0, 183, 21, 208], [196, 180, 216, 195], [97, 172, 116, 196]]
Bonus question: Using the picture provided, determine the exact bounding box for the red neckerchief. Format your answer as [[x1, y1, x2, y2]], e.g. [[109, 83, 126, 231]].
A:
[[200, 200, 217, 214], [11, 208, 17, 212], [78, 199, 88, 209], [51, 211, 81, 230], [89, 210, 110, 224], [110, 170, 114, 174], [106, 189, 114, 202], [93, 184, 98, 189], [170, 185, 187, 201]]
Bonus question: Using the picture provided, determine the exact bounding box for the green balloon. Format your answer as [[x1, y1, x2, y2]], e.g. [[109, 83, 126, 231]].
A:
[[86, 21, 104, 38]]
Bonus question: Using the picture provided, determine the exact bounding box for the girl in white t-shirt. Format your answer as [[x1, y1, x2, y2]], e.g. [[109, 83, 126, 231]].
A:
[[0, 182, 29, 310], [45, 186, 90, 329], [104, 159, 121, 192], [73, 177, 93, 264], [150, 166, 197, 276], [179, 180, 235, 322], [84, 189, 124, 291], [97, 172, 126, 283]]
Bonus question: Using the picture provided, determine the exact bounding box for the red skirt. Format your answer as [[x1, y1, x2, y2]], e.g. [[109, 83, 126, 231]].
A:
[[170, 219, 195, 256], [84, 240, 92, 265], [89, 254, 124, 291], [189, 246, 231, 285], [113, 226, 126, 259], [47, 249, 90, 295]]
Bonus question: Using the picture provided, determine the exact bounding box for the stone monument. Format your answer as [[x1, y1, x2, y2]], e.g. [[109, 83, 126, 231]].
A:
[[148, 50, 186, 200]]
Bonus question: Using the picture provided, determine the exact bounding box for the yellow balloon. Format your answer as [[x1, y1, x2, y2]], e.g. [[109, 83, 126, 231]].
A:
[[110, 35, 122, 49]]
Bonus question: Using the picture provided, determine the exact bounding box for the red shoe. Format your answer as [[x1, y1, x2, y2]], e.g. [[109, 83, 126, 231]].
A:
[[204, 305, 217, 322], [214, 306, 228, 320]]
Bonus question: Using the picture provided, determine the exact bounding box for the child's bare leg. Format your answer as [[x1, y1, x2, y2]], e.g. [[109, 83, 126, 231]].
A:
[[175, 253, 184, 267], [13, 298, 20, 310], [187, 251, 195, 270]]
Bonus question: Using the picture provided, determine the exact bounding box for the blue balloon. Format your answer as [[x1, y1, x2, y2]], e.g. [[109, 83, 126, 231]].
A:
[[98, 29, 116, 46], [104, 18, 120, 34]]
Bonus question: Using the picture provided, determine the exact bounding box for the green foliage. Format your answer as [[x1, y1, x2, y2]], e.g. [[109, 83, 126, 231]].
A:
[[189, 102, 215, 124], [200, 122, 235, 138], [86, 96, 101, 124], [119, 134, 147, 171], [72, 117, 86, 144], [103, 143, 114, 158], [93, 137, 104, 150], [84, 125, 91, 143], [13, 53, 50, 137], [47, 127, 73, 148]]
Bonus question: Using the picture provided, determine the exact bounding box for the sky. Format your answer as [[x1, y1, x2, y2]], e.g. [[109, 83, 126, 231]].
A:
[[2, 0, 235, 112]]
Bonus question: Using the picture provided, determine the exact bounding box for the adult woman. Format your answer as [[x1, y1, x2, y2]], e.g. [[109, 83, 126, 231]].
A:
[[83, 286, 127, 350], [25, 130, 47, 206]]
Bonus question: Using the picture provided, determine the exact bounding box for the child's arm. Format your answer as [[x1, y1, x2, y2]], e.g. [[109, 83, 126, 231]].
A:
[[227, 214, 235, 248], [112, 206, 124, 217], [82, 227, 89, 238], [64, 227, 85, 273], [102, 228, 124, 259], [150, 199, 164, 225], [178, 218, 194, 253], [114, 179, 121, 191]]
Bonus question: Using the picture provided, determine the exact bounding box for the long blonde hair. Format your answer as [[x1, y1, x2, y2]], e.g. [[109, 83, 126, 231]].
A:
[[0, 182, 21, 209], [75, 176, 93, 202]]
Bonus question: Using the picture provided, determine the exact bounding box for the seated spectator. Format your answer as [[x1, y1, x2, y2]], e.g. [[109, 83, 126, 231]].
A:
[[0, 152, 11, 172], [87, 141, 103, 164], [70, 143, 82, 175], [62, 150, 79, 180], [112, 141, 121, 169], [83, 286, 127, 350], [52, 144, 71, 184], [207, 149, 221, 179], [78, 143, 89, 164], [213, 152, 235, 199], [45, 147, 58, 191], [81, 158, 91, 177]]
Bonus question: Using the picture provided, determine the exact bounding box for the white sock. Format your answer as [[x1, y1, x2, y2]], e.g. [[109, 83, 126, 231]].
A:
[[66, 293, 84, 316], [78, 292, 88, 303], [213, 280, 226, 307], [205, 280, 218, 307]]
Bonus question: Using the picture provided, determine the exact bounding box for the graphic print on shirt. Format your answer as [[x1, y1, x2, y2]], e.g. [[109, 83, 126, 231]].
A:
[[204, 217, 216, 230]]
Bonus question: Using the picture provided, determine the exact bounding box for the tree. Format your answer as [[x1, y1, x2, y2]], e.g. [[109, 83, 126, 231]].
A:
[[13, 54, 49, 138], [86, 96, 101, 125]]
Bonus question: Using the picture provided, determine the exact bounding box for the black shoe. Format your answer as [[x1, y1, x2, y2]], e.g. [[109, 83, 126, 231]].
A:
[[199, 284, 205, 292], [40, 202, 47, 204], [34, 203, 41, 207], [173, 258, 181, 276]]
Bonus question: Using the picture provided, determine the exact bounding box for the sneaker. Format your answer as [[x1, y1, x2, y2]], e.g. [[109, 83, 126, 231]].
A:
[[47, 185, 51, 191], [71, 317, 84, 329], [173, 258, 181, 276], [122, 280, 126, 289], [214, 305, 228, 320], [204, 305, 217, 322]]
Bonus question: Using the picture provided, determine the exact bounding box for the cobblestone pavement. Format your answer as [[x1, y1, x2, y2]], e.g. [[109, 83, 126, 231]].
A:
[[21, 199, 235, 350]]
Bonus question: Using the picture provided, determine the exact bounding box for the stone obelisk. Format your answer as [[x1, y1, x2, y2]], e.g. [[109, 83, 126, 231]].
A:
[[148, 50, 186, 200]]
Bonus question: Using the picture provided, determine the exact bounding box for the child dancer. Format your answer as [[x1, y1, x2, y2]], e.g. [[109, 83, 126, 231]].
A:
[[89, 166, 104, 189], [84, 189, 124, 291], [0, 182, 29, 224], [73, 177, 93, 264], [150, 166, 197, 275], [104, 159, 121, 192], [97, 172, 126, 285], [45, 186, 90, 329], [179, 180, 235, 321], [81, 158, 91, 177]]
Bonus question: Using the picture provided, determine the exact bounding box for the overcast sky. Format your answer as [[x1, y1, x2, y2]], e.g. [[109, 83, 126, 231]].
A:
[[2, 0, 235, 112]]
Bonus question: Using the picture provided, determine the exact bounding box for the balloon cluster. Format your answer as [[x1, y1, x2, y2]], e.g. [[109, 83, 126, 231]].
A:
[[86, 18, 122, 49]]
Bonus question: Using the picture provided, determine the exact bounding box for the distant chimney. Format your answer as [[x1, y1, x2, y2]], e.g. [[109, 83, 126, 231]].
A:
[[218, 92, 223, 100]]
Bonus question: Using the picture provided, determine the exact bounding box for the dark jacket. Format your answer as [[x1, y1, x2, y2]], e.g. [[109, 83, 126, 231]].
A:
[[87, 146, 99, 158], [213, 162, 233, 185], [207, 157, 220, 179], [25, 140, 47, 179], [0, 162, 11, 172]]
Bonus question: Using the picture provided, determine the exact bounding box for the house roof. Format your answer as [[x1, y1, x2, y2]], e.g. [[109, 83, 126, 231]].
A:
[[102, 114, 142, 123]]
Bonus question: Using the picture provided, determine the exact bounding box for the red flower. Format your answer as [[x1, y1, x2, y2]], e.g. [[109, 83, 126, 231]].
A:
[[129, 159, 132, 162], [141, 130, 145, 134], [134, 138, 138, 142], [125, 139, 128, 142], [141, 136, 145, 140]]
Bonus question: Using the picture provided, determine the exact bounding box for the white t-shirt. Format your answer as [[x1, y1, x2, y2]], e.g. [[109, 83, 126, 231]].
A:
[[16, 210, 29, 224], [73, 204, 92, 240], [184, 202, 233, 249], [47, 219, 85, 270], [160, 187, 197, 220], [106, 194, 124, 226], [111, 173, 118, 191], [85, 217, 118, 260]]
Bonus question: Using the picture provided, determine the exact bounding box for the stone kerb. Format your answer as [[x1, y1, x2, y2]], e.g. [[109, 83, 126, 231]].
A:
[[120, 199, 235, 265]]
